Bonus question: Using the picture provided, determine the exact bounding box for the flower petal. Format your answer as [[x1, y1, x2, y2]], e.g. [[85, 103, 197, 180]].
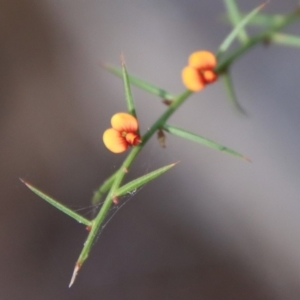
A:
[[188, 51, 217, 70], [181, 66, 205, 92], [111, 112, 138, 133], [103, 128, 128, 153]]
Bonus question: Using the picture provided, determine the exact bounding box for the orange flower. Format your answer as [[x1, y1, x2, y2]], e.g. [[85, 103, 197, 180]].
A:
[[103, 112, 141, 153], [182, 50, 218, 92]]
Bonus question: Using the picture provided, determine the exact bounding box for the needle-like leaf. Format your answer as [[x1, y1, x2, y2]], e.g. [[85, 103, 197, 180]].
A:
[[104, 63, 175, 100], [224, 12, 285, 27], [115, 162, 178, 197], [121, 55, 137, 118], [222, 70, 247, 114], [269, 33, 300, 48], [224, 0, 249, 44], [163, 124, 250, 161], [21, 179, 92, 226], [217, 2, 266, 58]]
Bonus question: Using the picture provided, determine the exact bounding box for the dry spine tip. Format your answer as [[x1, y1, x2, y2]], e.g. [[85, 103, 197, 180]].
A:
[[69, 262, 81, 288]]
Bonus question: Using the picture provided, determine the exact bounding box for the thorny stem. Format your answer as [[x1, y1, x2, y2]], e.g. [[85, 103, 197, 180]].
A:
[[91, 170, 118, 204], [216, 9, 300, 73], [69, 89, 192, 286], [91, 9, 299, 205], [70, 8, 300, 286]]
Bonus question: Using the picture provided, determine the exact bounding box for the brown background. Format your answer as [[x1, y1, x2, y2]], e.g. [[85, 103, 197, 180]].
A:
[[1, 0, 300, 299]]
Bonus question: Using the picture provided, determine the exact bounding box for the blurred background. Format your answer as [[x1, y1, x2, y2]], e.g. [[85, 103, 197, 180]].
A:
[[1, 0, 300, 299]]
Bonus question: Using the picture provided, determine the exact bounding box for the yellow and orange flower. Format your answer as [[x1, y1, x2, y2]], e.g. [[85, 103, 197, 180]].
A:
[[182, 51, 218, 92], [103, 112, 141, 153]]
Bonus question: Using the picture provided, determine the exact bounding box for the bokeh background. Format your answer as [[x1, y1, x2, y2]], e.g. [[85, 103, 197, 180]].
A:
[[1, 0, 300, 299]]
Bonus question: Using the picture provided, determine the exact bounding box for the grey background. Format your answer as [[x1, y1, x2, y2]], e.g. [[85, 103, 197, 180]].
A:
[[1, 0, 300, 299]]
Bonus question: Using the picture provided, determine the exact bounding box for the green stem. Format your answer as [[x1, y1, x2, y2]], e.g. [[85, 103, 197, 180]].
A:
[[91, 170, 118, 204], [91, 90, 192, 205], [216, 9, 300, 73], [68, 8, 300, 286], [142, 90, 192, 145], [83, 9, 299, 271], [74, 89, 192, 272]]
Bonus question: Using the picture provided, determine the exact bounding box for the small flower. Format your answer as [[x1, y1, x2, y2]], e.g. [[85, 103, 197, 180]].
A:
[[182, 50, 218, 92], [103, 112, 141, 153]]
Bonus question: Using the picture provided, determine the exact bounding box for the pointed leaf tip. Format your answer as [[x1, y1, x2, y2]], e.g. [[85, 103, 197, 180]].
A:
[[22, 180, 92, 226], [163, 124, 248, 160], [120, 53, 126, 65], [260, 1, 269, 9], [221, 71, 247, 115], [69, 262, 81, 288], [242, 156, 252, 163], [20, 178, 31, 186]]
